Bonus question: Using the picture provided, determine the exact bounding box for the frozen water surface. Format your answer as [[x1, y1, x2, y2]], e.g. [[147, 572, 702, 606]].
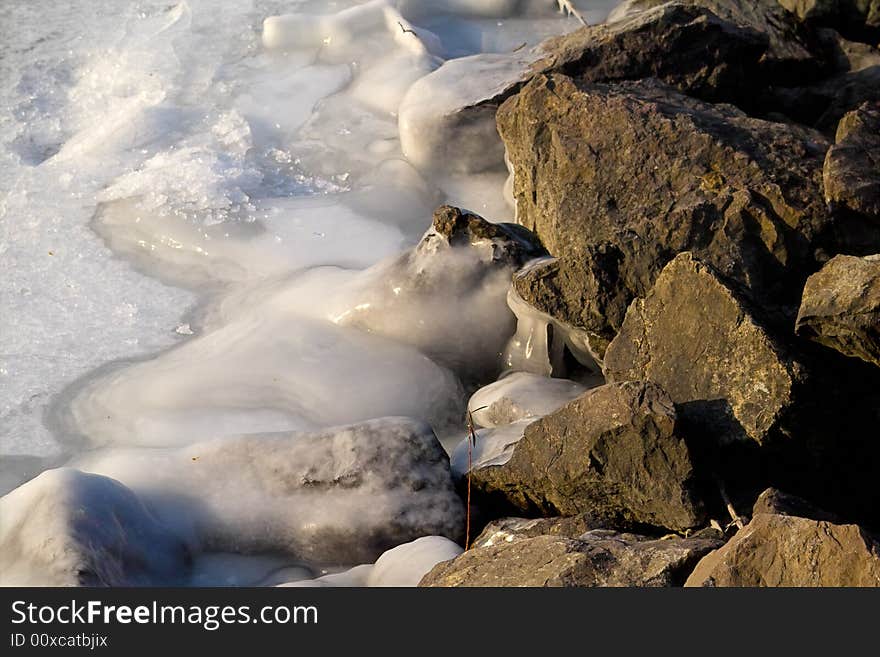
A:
[[0, 0, 621, 585]]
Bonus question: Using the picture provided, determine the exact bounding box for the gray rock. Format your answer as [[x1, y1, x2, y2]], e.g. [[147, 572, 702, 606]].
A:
[[604, 253, 804, 447], [498, 75, 832, 358], [420, 524, 722, 587], [465, 380, 707, 532], [796, 254, 880, 367]]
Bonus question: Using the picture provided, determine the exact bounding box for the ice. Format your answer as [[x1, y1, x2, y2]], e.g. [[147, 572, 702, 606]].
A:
[[503, 259, 604, 375], [366, 536, 462, 586], [450, 419, 532, 476], [1, 0, 623, 585], [67, 309, 465, 447], [317, 214, 543, 381], [71, 417, 464, 564], [0, 468, 189, 586], [469, 371, 590, 427], [503, 280, 557, 376], [278, 565, 374, 588], [399, 51, 543, 174], [277, 536, 462, 587]]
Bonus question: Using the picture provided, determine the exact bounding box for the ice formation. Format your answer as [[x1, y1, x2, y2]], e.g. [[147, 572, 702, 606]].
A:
[[71, 417, 464, 564], [278, 536, 462, 587], [468, 371, 590, 427], [0, 469, 189, 586], [1, 0, 622, 585], [450, 419, 533, 476]]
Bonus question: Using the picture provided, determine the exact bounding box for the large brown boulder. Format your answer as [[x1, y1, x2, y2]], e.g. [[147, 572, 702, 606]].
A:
[[685, 488, 880, 586], [796, 254, 880, 367], [419, 521, 721, 587], [499, 74, 832, 358], [465, 380, 707, 533], [604, 253, 804, 447]]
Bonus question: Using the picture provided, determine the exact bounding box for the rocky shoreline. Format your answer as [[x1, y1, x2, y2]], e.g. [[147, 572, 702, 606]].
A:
[[2, 0, 879, 588], [416, 0, 880, 587]]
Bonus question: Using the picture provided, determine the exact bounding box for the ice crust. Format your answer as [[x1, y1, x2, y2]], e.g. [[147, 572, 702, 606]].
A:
[[0, 0, 621, 585]]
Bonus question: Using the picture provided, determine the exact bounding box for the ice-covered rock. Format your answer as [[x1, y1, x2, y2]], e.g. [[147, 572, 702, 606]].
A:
[[0, 468, 190, 587], [399, 51, 543, 174], [504, 267, 604, 374], [68, 292, 466, 447], [323, 205, 544, 381], [276, 535, 463, 587], [468, 371, 589, 428], [366, 536, 463, 586], [277, 564, 375, 588], [74, 417, 465, 564]]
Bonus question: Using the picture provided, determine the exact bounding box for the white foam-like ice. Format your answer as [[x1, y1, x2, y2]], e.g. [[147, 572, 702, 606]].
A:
[[1, 0, 620, 584]]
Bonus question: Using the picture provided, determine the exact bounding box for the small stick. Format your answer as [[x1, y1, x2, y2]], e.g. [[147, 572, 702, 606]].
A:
[[511, 42, 527, 53], [397, 21, 417, 36], [715, 475, 745, 530], [557, 0, 588, 26], [464, 406, 487, 550]]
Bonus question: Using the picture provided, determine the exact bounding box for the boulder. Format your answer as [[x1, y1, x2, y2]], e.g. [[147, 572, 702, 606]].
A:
[[399, 2, 769, 173], [824, 102, 880, 221], [751, 487, 839, 521], [610, 0, 820, 80], [685, 489, 880, 586], [74, 417, 465, 564], [777, 0, 880, 40], [0, 468, 190, 586], [420, 520, 722, 587], [463, 380, 707, 532], [604, 253, 804, 447], [325, 205, 544, 382], [764, 31, 880, 132], [498, 74, 831, 358], [796, 254, 880, 367]]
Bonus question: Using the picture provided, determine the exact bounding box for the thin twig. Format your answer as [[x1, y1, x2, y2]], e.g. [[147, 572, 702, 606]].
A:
[[397, 21, 417, 36], [715, 475, 745, 530], [557, 0, 588, 26], [464, 406, 487, 550], [511, 42, 527, 53]]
